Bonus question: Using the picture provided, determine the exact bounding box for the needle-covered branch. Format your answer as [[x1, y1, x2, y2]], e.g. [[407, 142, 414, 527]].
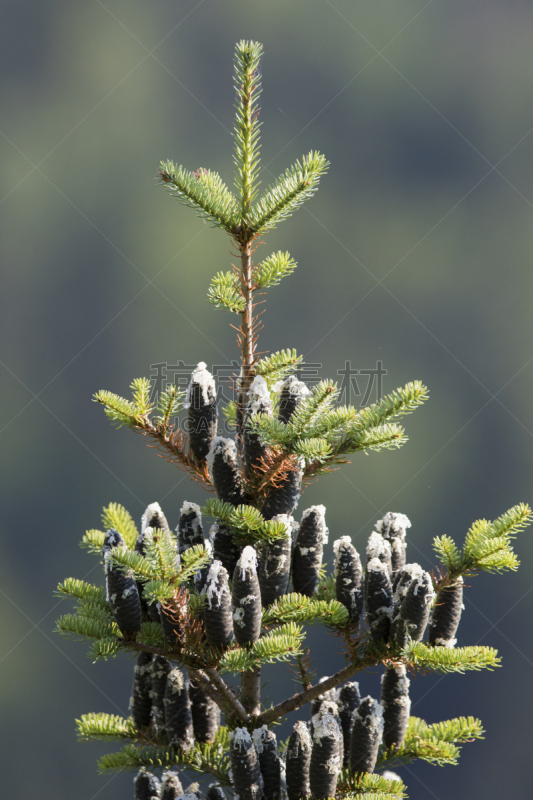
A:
[[94, 382, 212, 488], [158, 163, 239, 232], [433, 503, 532, 583]]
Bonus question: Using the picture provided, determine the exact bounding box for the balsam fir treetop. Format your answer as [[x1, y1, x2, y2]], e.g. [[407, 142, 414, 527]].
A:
[[56, 41, 532, 800]]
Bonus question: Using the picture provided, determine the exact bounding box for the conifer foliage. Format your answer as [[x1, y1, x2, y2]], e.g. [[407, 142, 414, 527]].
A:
[[57, 42, 532, 800]]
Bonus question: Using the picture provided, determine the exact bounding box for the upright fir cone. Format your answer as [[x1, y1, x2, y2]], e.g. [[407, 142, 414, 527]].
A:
[[337, 682, 361, 767], [184, 782, 202, 800], [203, 560, 235, 648], [134, 768, 161, 800], [210, 521, 241, 578], [206, 785, 226, 800], [164, 668, 194, 752], [334, 537, 364, 626], [150, 655, 172, 733], [141, 501, 171, 535], [261, 458, 303, 520], [309, 712, 342, 800], [375, 512, 411, 578], [161, 771, 184, 800], [364, 558, 394, 642], [392, 570, 435, 648], [286, 721, 312, 800], [366, 531, 392, 577], [243, 375, 273, 475], [257, 514, 292, 607], [349, 696, 384, 775], [102, 529, 142, 639], [309, 679, 336, 723], [277, 375, 310, 424], [289, 517, 300, 551], [194, 539, 213, 596], [177, 501, 204, 556], [189, 677, 220, 743], [207, 438, 247, 506], [137, 511, 173, 624], [292, 505, 328, 597], [232, 546, 262, 645], [428, 576, 464, 647], [130, 651, 153, 729], [311, 697, 343, 767], [253, 726, 283, 800], [392, 563, 424, 598], [229, 727, 263, 800], [185, 362, 217, 462], [380, 665, 411, 749], [136, 504, 169, 622]]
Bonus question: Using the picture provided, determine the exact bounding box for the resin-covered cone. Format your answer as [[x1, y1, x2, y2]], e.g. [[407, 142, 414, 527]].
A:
[[183, 782, 202, 799], [134, 768, 161, 800], [102, 529, 142, 639], [253, 726, 282, 800], [366, 531, 392, 577], [130, 651, 153, 729], [292, 505, 328, 597], [375, 512, 411, 578], [206, 785, 226, 800], [203, 560, 234, 648], [210, 521, 241, 578], [365, 558, 393, 642], [349, 696, 383, 775], [311, 697, 344, 770], [189, 677, 221, 743], [151, 655, 172, 733], [141, 501, 170, 534], [428, 576, 463, 647], [243, 375, 272, 474], [381, 665, 410, 749], [194, 544, 213, 596], [286, 721, 312, 800], [310, 695, 340, 740], [161, 771, 184, 800], [232, 546, 262, 645], [309, 679, 336, 727], [261, 461, 303, 520], [338, 681, 361, 767], [177, 501, 204, 556], [257, 514, 292, 606], [392, 570, 435, 648], [334, 537, 363, 625], [229, 727, 263, 800], [135, 515, 166, 622], [164, 668, 194, 751], [207, 438, 247, 506], [309, 712, 342, 800], [278, 375, 309, 423], [185, 362, 217, 462], [392, 563, 424, 599]]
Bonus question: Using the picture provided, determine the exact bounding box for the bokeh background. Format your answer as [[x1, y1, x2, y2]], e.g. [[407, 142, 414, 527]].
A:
[[2, 1, 533, 798]]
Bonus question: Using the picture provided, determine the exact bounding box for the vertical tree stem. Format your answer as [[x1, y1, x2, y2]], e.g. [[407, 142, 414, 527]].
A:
[[241, 666, 261, 716], [237, 238, 255, 444]]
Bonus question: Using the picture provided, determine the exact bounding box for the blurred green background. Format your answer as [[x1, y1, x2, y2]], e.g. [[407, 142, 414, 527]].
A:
[[2, 0, 533, 797]]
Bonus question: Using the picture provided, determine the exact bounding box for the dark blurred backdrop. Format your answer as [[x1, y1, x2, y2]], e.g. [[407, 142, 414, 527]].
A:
[[2, 1, 533, 798]]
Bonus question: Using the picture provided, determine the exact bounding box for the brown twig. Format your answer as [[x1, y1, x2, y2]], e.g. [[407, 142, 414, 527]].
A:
[[256, 654, 383, 726], [204, 666, 250, 725], [137, 419, 213, 491]]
